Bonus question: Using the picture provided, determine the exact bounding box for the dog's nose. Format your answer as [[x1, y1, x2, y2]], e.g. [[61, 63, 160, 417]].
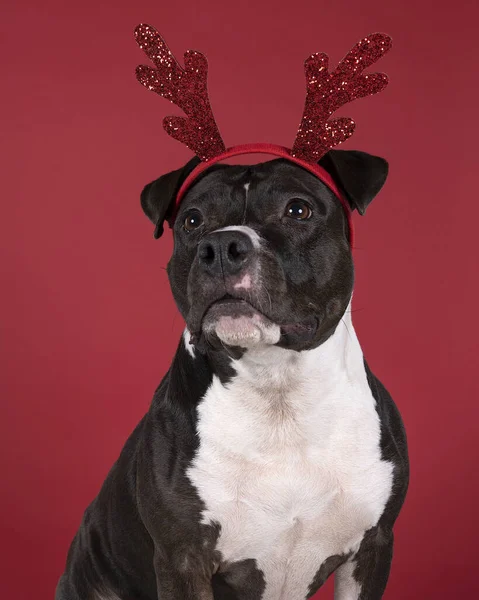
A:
[[198, 231, 253, 277]]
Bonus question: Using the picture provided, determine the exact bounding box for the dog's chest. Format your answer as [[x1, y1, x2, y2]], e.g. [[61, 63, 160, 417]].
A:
[[187, 366, 393, 600]]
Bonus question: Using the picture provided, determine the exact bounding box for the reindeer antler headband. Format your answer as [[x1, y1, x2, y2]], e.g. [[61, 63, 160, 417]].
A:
[[135, 24, 392, 245]]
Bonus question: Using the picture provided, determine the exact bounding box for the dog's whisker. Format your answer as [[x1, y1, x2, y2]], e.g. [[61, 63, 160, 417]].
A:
[[264, 285, 273, 315]]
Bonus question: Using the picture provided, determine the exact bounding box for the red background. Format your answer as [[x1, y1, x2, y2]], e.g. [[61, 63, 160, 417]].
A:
[[1, 0, 478, 598]]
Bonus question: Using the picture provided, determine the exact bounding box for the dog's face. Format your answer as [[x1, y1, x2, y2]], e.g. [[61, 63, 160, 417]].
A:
[[141, 151, 388, 353], [169, 161, 352, 353]]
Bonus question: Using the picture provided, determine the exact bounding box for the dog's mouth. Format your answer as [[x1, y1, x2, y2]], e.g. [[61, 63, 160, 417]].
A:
[[196, 295, 318, 350], [201, 296, 282, 348]]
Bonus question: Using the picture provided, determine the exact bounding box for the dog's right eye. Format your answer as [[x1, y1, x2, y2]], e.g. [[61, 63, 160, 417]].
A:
[[284, 200, 312, 221], [183, 211, 204, 232]]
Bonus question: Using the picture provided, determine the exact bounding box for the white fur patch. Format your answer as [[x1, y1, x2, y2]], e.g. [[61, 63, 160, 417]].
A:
[[334, 559, 362, 600], [234, 273, 252, 290], [213, 314, 281, 348], [214, 225, 261, 249], [186, 304, 393, 599], [183, 328, 196, 358]]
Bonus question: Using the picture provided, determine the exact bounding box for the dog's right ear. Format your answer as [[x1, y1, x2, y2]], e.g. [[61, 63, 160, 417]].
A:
[[140, 157, 201, 239], [319, 149, 388, 216]]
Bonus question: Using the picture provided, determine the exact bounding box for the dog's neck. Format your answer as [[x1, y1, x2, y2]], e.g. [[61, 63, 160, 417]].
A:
[[229, 303, 366, 396], [184, 299, 368, 403], [184, 301, 372, 457]]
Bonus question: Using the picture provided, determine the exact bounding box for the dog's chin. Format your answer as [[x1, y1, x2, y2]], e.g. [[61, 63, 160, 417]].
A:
[[201, 299, 282, 349]]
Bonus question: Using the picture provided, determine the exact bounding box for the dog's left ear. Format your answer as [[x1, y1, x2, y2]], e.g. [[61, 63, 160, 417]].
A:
[[140, 156, 201, 239], [319, 149, 389, 215]]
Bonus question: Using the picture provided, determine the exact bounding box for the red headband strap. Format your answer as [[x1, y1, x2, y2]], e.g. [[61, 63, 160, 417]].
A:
[[174, 143, 354, 248]]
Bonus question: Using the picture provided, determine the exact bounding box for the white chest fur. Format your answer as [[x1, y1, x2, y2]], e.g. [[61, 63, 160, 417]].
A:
[[186, 312, 393, 600]]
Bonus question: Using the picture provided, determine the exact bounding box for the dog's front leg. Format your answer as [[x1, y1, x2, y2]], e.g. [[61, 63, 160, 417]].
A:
[[334, 527, 393, 600], [154, 552, 215, 600]]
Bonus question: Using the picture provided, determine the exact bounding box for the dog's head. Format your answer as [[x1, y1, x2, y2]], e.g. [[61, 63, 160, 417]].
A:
[[141, 150, 388, 353]]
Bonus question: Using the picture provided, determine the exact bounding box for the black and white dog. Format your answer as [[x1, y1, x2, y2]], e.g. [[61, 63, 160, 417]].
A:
[[56, 149, 409, 600]]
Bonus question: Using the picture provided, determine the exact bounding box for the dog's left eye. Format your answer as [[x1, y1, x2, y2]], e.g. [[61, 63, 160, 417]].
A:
[[183, 211, 204, 232], [284, 200, 312, 220]]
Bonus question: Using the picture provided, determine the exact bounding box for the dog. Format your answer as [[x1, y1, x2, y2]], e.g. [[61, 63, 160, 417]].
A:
[[56, 149, 409, 600]]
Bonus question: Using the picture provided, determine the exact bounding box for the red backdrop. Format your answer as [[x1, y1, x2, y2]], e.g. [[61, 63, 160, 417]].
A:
[[1, 0, 478, 598]]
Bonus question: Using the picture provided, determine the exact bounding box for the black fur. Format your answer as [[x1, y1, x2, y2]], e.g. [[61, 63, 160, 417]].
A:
[[141, 156, 200, 239], [319, 149, 388, 215]]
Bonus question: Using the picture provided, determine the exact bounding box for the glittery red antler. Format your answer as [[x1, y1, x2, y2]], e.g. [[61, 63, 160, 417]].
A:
[[291, 33, 392, 162], [135, 24, 226, 161]]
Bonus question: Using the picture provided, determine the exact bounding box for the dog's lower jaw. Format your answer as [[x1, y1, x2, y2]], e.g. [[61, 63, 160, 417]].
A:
[[205, 314, 282, 349]]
